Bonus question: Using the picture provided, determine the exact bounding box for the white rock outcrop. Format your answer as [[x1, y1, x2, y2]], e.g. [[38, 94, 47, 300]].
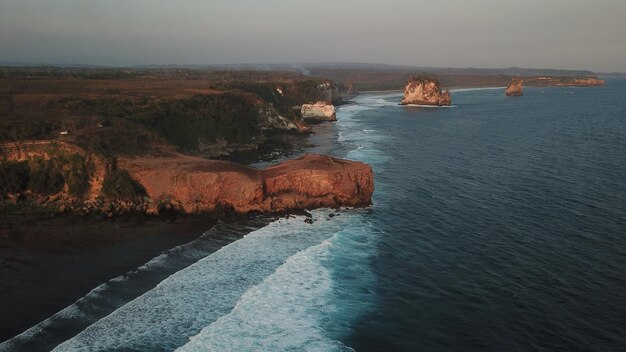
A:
[[300, 101, 337, 122]]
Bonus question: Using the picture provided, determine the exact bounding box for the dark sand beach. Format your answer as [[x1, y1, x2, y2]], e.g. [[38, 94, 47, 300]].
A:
[[0, 214, 217, 341]]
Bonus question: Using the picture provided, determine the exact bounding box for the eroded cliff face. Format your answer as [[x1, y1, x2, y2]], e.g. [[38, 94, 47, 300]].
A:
[[317, 82, 343, 105], [505, 78, 524, 96], [401, 77, 451, 106], [121, 154, 373, 214], [257, 104, 299, 131], [300, 102, 337, 123]]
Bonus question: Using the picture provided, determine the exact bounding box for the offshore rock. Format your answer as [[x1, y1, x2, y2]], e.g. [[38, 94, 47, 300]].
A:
[[401, 77, 451, 106], [505, 78, 524, 96], [121, 154, 373, 214], [301, 102, 337, 123]]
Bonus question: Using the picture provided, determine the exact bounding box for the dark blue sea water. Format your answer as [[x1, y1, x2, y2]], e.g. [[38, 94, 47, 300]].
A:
[[335, 81, 626, 352], [3, 79, 625, 351]]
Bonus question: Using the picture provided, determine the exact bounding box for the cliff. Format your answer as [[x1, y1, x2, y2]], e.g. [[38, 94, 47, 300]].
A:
[[300, 102, 337, 123], [1, 145, 373, 216], [317, 82, 343, 105], [121, 154, 373, 214], [505, 78, 523, 96], [401, 77, 451, 106]]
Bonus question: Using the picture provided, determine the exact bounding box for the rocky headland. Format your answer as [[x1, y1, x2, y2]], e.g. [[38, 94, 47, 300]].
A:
[[0, 68, 376, 219], [300, 101, 337, 123], [505, 78, 524, 96], [122, 153, 373, 215], [401, 77, 451, 106], [0, 140, 373, 218]]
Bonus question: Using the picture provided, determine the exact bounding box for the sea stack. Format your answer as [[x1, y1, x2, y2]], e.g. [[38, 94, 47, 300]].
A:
[[301, 101, 337, 123], [505, 78, 523, 96], [401, 77, 451, 106]]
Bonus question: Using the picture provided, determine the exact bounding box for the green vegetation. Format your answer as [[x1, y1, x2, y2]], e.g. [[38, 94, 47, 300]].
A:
[[0, 67, 336, 155], [44, 93, 263, 153], [0, 152, 92, 198], [101, 169, 145, 200], [0, 161, 30, 195], [28, 159, 65, 195], [140, 94, 260, 152], [63, 154, 91, 196], [0, 120, 59, 141]]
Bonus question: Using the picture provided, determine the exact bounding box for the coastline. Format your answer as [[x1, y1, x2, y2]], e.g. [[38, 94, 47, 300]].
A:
[[0, 213, 223, 343], [0, 130, 321, 346]]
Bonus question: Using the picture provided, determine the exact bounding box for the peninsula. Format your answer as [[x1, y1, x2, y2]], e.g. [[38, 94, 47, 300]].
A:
[[0, 68, 369, 219]]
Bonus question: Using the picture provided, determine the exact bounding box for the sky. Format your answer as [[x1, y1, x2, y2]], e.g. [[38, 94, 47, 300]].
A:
[[1, 0, 625, 72]]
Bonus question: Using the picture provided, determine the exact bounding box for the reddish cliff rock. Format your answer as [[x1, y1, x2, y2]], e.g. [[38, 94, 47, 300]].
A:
[[121, 154, 373, 214], [301, 102, 337, 122], [505, 78, 523, 96], [569, 77, 606, 86], [401, 77, 451, 106]]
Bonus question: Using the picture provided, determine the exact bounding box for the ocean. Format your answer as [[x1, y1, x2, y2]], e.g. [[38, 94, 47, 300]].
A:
[[2, 78, 626, 351]]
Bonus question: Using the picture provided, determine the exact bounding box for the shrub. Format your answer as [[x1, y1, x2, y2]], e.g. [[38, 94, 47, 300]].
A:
[[63, 154, 91, 197], [101, 169, 145, 200], [128, 93, 261, 152], [28, 159, 65, 195], [0, 161, 30, 195]]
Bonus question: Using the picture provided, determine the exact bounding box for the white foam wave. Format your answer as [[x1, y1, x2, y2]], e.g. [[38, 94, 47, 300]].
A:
[[2, 222, 260, 351], [402, 104, 458, 108], [176, 232, 355, 352], [53, 210, 358, 351], [336, 96, 391, 166]]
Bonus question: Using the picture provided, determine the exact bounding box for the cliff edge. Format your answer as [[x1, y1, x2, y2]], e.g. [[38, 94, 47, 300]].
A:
[[401, 77, 451, 106], [121, 154, 373, 214]]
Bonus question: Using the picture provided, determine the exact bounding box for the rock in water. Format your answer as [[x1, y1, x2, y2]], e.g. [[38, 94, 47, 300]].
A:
[[401, 77, 451, 106], [505, 78, 524, 96], [301, 101, 337, 122]]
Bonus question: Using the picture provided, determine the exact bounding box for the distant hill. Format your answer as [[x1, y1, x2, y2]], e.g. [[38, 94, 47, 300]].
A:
[[302, 63, 596, 77], [1, 61, 600, 77]]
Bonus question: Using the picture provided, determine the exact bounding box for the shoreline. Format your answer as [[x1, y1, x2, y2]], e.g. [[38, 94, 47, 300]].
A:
[[0, 128, 323, 345], [0, 214, 219, 343]]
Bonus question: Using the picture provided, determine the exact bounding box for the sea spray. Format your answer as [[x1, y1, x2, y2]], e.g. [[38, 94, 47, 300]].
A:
[[0, 219, 267, 352], [53, 210, 359, 351]]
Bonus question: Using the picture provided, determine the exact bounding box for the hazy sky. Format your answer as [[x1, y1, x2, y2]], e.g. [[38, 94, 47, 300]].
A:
[[1, 0, 625, 71]]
